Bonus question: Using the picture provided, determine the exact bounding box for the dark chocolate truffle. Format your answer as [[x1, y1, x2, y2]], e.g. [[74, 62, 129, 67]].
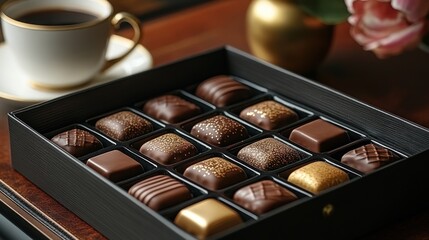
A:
[[190, 115, 248, 147], [128, 175, 192, 211], [174, 198, 242, 239], [95, 111, 153, 141], [289, 119, 349, 153], [233, 180, 298, 214], [51, 128, 102, 157], [195, 75, 251, 107], [183, 157, 247, 190], [139, 133, 198, 165], [341, 143, 399, 174], [287, 161, 349, 194], [143, 95, 201, 124], [237, 138, 301, 171], [239, 100, 299, 130], [86, 150, 143, 182]]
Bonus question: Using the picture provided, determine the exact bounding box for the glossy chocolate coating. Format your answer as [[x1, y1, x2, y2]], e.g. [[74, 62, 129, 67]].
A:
[[190, 115, 248, 147], [183, 157, 247, 190], [289, 119, 349, 153], [174, 198, 242, 239], [341, 143, 399, 173], [239, 100, 299, 130], [233, 180, 298, 214], [95, 111, 153, 141], [86, 150, 143, 182], [139, 133, 198, 165], [195, 75, 251, 107], [287, 161, 349, 194], [51, 128, 102, 157], [237, 138, 301, 171], [143, 95, 201, 124], [128, 175, 192, 211]]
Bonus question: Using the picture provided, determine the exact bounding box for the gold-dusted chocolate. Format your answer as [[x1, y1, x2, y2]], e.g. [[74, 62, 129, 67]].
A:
[[190, 115, 249, 147], [174, 198, 242, 239], [237, 138, 301, 171], [139, 133, 198, 165], [239, 100, 298, 130], [287, 161, 349, 194], [183, 157, 247, 190]]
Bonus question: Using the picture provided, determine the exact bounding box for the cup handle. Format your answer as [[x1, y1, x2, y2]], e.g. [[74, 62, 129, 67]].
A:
[[102, 12, 142, 72]]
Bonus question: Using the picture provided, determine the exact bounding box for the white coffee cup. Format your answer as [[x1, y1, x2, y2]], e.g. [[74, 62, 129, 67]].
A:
[[1, 0, 142, 90]]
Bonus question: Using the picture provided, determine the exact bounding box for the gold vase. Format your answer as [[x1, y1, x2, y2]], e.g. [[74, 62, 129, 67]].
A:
[[246, 0, 334, 76]]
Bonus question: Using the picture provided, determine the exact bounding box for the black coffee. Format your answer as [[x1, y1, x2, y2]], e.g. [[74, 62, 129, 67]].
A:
[[17, 9, 97, 26]]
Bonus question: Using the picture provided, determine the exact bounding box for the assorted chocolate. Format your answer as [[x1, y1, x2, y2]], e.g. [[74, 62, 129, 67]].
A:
[[239, 100, 299, 130], [139, 133, 198, 165], [190, 115, 248, 147], [174, 198, 242, 239], [233, 180, 298, 214], [86, 150, 144, 182], [142, 94, 201, 124], [289, 119, 350, 153], [128, 175, 192, 211], [195, 75, 252, 107], [47, 74, 403, 239], [341, 143, 399, 174], [183, 157, 247, 190], [237, 138, 301, 171], [95, 111, 153, 141], [287, 161, 349, 194], [51, 128, 102, 157]]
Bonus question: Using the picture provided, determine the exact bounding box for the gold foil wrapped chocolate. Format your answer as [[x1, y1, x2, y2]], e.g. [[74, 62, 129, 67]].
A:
[[174, 198, 242, 239]]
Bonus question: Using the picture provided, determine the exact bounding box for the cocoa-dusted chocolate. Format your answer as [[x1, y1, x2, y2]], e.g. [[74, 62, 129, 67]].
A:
[[51, 128, 102, 157], [287, 161, 349, 194], [237, 138, 301, 171], [86, 150, 143, 182], [233, 180, 298, 214], [128, 175, 192, 211], [190, 115, 248, 147], [239, 100, 299, 130], [95, 111, 153, 141], [183, 157, 247, 190], [195, 75, 251, 107], [341, 143, 399, 174], [174, 198, 242, 239], [289, 119, 350, 153], [139, 133, 198, 165], [142, 94, 201, 124]]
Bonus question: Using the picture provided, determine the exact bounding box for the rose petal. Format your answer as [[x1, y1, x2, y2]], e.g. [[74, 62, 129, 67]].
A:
[[392, 0, 429, 22], [345, 0, 357, 13], [346, 0, 428, 58], [364, 21, 424, 58], [348, 15, 359, 25]]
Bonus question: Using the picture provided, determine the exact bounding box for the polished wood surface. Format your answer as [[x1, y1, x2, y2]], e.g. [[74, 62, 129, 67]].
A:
[[1, 0, 428, 239]]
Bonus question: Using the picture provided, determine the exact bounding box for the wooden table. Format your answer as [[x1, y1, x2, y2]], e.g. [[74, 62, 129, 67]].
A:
[[1, 0, 428, 239]]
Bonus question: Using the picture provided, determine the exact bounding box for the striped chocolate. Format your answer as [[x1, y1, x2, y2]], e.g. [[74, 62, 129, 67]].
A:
[[142, 94, 201, 124], [195, 75, 251, 107], [128, 175, 192, 211]]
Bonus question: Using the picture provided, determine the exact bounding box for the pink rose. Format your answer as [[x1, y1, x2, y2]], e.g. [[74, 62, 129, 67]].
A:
[[346, 0, 429, 58]]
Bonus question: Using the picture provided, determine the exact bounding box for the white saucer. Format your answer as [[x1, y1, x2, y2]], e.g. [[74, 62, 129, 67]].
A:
[[0, 35, 152, 103]]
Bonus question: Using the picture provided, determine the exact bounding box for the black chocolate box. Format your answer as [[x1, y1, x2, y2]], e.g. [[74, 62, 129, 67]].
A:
[[8, 46, 429, 239]]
